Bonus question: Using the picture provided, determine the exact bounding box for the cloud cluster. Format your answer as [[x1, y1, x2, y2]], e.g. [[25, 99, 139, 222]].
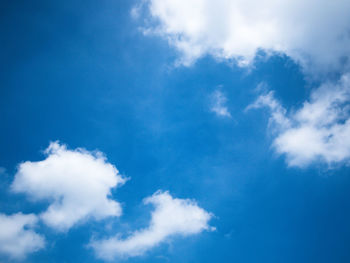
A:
[[138, 0, 350, 168], [0, 213, 45, 259], [11, 142, 126, 232], [141, 0, 350, 76], [1, 142, 212, 260], [90, 191, 213, 260], [249, 74, 350, 167]]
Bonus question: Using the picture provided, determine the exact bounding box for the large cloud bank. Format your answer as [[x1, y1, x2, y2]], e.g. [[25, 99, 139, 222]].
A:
[[141, 0, 350, 75], [11, 142, 126, 231], [0, 213, 45, 259], [90, 191, 213, 260]]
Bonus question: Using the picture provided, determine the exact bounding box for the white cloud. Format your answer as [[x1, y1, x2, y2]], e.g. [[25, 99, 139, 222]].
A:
[[90, 191, 213, 261], [140, 0, 350, 76], [139, 0, 350, 168], [210, 90, 231, 118], [11, 142, 126, 232], [249, 74, 350, 167], [247, 89, 290, 131], [0, 213, 45, 259]]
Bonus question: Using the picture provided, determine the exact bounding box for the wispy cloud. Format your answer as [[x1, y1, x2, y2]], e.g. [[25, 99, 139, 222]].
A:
[[210, 90, 231, 118]]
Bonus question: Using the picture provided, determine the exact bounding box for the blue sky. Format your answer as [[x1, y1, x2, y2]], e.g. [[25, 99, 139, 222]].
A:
[[1, 0, 350, 262]]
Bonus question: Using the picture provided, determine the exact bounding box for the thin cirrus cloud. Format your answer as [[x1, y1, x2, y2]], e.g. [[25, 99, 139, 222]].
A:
[[210, 90, 232, 118], [90, 191, 213, 261], [11, 141, 127, 232], [248, 74, 350, 167], [140, 0, 350, 76], [0, 213, 45, 259]]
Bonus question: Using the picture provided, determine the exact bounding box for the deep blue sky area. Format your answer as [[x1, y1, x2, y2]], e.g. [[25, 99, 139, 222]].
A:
[[1, 1, 350, 263]]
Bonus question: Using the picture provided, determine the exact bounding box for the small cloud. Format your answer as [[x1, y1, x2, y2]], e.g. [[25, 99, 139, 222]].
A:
[[90, 191, 213, 261], [210, 90, 232, 118], [248, 74, 350, 168], [11, 141, 127, 232]]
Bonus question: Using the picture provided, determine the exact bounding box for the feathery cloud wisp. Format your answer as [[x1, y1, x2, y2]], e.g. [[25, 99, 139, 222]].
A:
[[210, 90, 231, 118]]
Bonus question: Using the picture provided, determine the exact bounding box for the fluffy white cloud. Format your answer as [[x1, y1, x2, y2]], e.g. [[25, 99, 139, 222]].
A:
[[210, 90, 231, 118], [90, 191, 213, 261], [140, 0, 350, 76], [0, 213, 45, 259], [139, 0, 350, 168], [249, 74, 350, 167], [11, 142, 126, 231]]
